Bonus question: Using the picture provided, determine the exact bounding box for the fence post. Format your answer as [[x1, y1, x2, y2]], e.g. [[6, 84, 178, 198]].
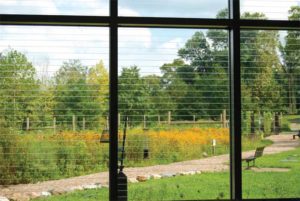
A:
[[143, 115, 147, 129], [53, 117, 56, 133], [106, 116, 109, 129], [274, 112, 280, 134], [193, 115, 196, 123], [250, 111, 255, 136], [279, 112, 283, 129], [220, 113, 223, 127], [222, 109, 227, 128], [82, 117, 86, 130], [158, 115, 160, 125], [72, 115, 76, 132], [168, 111, 171, 125], [260, 111, 264, 133], [26, 117, 30, 131]]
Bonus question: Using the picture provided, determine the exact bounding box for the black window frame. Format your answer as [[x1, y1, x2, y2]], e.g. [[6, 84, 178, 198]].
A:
[[0, 0, 299, 200]]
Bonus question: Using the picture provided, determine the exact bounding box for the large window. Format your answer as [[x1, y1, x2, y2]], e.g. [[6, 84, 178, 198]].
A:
[[0, 1, 299, 201]]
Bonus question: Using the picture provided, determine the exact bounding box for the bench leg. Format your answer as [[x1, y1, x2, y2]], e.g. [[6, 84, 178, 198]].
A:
[[293, 135, 295, 140]]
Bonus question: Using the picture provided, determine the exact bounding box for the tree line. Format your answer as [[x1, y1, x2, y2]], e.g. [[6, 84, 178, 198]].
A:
[[0, 7, 299, 131]]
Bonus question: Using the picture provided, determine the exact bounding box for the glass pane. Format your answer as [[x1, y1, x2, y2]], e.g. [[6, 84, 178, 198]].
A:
[[0, 0, 109, 16], [119, 0, 228, 18], [241, 0, 300, 20], [0, 26, 109, 200], [118, 28, 230, 200], [241, 30, 300, 199]]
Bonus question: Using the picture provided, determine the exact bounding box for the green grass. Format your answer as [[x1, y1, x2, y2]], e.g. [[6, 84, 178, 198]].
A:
[[33, 143, 300, 201]]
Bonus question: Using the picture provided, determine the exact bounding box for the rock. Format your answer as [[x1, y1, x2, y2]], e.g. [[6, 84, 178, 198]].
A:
[[186, 171, 196, 175], [202, 152, 208, 157], [128, 178, 138, 183], [83, 184, 98, 189], [28, 192, 41, 199], [10, 193, 30, 201], [41, 191, 51, 197], [0, 196, 9, 201], [196, 170, 202, 174], [161, 173, 175, 178], [136, 175, 149, 182], [150, 174, 161, 179], [69, 186, 84, 192], [50, 189, 65, 195], [176, 171, 186, 176]]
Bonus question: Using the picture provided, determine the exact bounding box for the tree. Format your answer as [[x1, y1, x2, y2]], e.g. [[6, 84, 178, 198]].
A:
[[87, 60, 109, 122], [280, 6, 300, 114], [53, 60, 101, 129], [240, 13, 284, 113], [0, 49, 39, 129], [118, 66, 150, 124], [178, 32, 213, 73]]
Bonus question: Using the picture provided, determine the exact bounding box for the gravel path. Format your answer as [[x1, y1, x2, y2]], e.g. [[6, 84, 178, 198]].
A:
[[0, 133, 299, 201]]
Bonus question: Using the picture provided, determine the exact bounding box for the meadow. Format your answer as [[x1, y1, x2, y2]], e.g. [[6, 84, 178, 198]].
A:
[[0, 125, 269, 185]]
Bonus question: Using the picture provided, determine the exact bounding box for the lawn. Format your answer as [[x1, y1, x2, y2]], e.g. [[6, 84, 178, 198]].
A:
[[33, 143, 300, 201]]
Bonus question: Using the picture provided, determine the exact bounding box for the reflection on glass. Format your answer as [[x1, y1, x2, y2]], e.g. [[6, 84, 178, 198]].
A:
[[241, 30, 300, 199]]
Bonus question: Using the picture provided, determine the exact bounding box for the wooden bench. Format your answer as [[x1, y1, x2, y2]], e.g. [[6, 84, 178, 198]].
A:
[[292, 130, 300, 139], [243, 146, 265, 169]]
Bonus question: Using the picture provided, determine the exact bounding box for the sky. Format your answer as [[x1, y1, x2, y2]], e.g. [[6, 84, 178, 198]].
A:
[[0, 0, 299, 77]]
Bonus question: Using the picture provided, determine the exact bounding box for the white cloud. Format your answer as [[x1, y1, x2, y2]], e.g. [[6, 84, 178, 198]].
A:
[[0, 0, 59, 15], [119, 7, 140, 16], [0, 26, 109, 77], [240, 0, 299, 20]]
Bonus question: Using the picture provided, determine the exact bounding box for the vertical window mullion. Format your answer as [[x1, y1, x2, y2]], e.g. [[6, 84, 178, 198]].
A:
[[109, 0, 119, 201], [229, 0, 242, 200]]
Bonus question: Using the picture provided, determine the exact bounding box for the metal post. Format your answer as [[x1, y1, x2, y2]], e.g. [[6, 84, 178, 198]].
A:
[[109, 0, 119, 200], [229, 0, 242, 199]]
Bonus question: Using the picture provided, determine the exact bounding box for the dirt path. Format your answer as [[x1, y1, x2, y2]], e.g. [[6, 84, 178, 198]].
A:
[[0, 134, 299, 201]]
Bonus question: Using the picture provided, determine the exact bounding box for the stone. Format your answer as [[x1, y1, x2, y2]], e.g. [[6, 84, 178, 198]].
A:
[[196, 170, 202, 174], [176, 171, 186, 176], [161, 173, 175, 178], [10, 193, 30, 201], [128, 178, 138, 183], [202, 152, 208, 157], [136, 175, 149, 182], [186, 171, 196, 175], [41, 191, 51, 197], [0, 197, 9, 201], [28, 192, 41, 199], [69, 186, 84, 192], [83, 184, 98, 189], [150, 174, 161, 179], [50, 189, 65, 195]]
